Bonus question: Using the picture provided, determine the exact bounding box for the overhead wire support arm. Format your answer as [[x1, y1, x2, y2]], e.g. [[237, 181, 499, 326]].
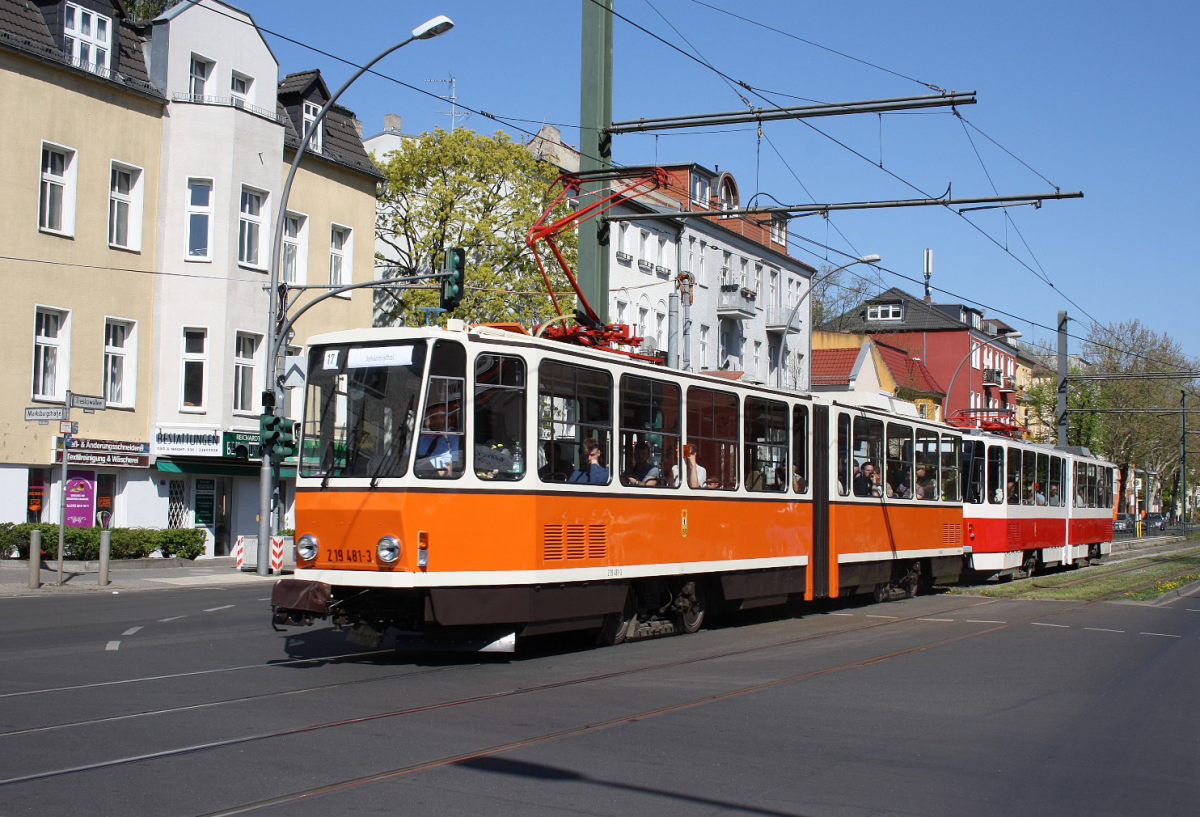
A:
[[608, 91, 977, 133], [604, 190, 1084, 223]]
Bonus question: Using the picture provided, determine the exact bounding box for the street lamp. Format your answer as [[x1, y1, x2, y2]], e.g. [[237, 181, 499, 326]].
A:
[[775, 254, 880, 389], [256, 16, 454, 576]]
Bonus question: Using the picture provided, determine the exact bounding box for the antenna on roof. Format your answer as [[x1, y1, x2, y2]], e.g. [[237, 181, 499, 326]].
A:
[[923, 248, 933, 304], [426, 76, 466, 131]]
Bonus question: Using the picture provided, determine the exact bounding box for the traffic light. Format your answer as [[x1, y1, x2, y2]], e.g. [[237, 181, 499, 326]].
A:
[[440, 247, 466, 312], [273, 421, 299, 462], [260, 413, 282, 453]]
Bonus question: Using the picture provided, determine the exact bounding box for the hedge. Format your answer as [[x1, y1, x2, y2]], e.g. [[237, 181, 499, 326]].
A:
[[0, 523, 207, 561]]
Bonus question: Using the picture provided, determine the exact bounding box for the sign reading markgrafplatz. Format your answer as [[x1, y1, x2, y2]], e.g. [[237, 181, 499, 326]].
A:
[[55, 437, 151, 468]]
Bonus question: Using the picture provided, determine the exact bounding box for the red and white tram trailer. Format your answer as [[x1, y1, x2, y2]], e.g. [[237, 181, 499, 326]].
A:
[[271, 324, 1114, 649]]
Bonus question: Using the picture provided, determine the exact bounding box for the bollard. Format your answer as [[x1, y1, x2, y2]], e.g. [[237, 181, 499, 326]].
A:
[[29, 529, 42, 590], [99, 530, 112, 587]]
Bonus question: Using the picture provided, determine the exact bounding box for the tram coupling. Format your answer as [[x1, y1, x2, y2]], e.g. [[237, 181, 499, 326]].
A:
[[270, 579, 332, 630]]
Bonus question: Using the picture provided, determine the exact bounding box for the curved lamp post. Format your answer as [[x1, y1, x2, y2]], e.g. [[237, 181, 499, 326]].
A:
[[774, 254, 880, 389], [257, 15, 455, 576], [939, 331, 1022, 424]]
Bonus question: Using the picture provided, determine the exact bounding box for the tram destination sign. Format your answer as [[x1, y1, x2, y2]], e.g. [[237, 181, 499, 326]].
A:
[[25, 406, 68, 422]]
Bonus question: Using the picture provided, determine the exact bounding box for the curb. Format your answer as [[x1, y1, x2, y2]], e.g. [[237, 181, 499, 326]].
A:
[[0, 556, 239, 572]]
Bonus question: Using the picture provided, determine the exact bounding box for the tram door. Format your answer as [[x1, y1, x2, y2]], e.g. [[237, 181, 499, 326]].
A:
[[812, 405, 831, 598]]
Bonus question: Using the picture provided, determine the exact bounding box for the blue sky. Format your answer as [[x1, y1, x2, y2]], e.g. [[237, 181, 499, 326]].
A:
[[236, 0, 1199, 362]]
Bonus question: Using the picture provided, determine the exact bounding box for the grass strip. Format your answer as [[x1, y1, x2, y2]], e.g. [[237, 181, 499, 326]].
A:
[[955, 548, 1200, 602]]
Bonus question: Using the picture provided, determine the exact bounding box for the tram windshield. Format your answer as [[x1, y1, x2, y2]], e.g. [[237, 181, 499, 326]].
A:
[[301, 340, 427, 479]]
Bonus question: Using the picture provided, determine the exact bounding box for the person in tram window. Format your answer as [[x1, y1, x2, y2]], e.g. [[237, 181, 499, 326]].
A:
[[792, 466, 807, 493], [853, 462, 881, 497], [1007, 480, 1021, 504], [1048, 483, 1061, 506], [1031, 481, 1047, 505], [674, 445, 709, 488], [415, 409, 460, 477], [539, 441, 574, 481], [622, 441, 661, 486], [569, 438, 609, 484], [914, 466, 935, 500]]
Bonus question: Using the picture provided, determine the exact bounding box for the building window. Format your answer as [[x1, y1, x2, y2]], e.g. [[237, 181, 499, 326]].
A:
[[233, 332, 259, 413], [866, 303, 902, 321], [658, 236, 669, 271], [700, 324, 710, 368], [33, 308, 69, 400], [181, 328, 207, 410], [971, 342, 981, 369], [282, 212, 307, 284], [303, 101, 323, 153], [329, 225, 350, 287], [231, 72, 252, 107], [64, 3, 111, 73], [108, 162, 143, 251], [185, 179, 212, 260], [238, 187, 267, 268], [103, 319, 135, 407], [189, 55, 212, 99], [692, 175, 709, 206], [770, 217, 787, 245], [39, 143, 76, 235]]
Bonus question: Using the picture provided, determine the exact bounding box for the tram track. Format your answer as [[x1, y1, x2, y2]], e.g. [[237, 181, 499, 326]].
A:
[[0, 594, 1053, 795]]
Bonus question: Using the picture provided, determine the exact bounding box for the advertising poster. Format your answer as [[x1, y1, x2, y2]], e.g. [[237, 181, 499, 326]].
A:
[[64, 469, 95, 528]]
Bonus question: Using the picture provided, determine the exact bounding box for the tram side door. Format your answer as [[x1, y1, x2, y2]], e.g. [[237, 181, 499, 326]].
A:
[[812, 405, 831, 598]]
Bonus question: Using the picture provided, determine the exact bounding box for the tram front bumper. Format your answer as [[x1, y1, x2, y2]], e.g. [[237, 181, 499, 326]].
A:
[[271, 579, 332, 628]]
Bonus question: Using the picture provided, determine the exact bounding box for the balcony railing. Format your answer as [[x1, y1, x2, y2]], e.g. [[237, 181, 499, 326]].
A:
[[717, 284, 756, 320], [765, 305, 801, 333], [982, 368, 1001, 386], [170, 93, 286, 124], [1000, 375, 1017, 393], [637, 259, 654, 272], [615, 251, 632, 264]]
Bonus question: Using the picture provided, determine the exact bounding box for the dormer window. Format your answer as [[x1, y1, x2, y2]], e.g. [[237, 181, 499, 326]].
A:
[[770, 216, 787, 245], [692, 175, 709, 207], [718, 177, 737, 219], [303, 101, 323, 153], [867, 303, 903, 321], [64, 3, 111, 74]]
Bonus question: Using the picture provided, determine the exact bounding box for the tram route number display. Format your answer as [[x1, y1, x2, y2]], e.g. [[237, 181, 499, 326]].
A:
[[326, 548, 374, 565]]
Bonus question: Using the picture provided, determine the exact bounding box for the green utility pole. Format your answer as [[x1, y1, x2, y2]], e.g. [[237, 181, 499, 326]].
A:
[[578, 0, 613, 323]]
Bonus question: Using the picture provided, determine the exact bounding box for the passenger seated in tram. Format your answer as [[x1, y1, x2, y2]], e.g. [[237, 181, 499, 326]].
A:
[[622, 441, 661, 486], [914, 466, 936, 500], [853, 462, 882, 497], [568, 438, 609, 484], [674, 446, 711, 488], [792, 467, 807, 493], [1031, 481, 1047, 505], [1048, 484, 1061, 506], [1007, 480, 1020, 504], [414, 409, 460, 478], [539, 441, 574, 482]]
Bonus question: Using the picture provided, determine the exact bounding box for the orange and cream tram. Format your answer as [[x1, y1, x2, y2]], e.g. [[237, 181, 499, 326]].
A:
[[271, 322, 970, 647], [959, 433, 1115, 580]]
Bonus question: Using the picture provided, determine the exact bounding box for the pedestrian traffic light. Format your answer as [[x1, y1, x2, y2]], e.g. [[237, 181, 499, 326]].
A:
[[440, 247, 466, 312], [260, 413, 281, 451], [272, 421, 298, 462]]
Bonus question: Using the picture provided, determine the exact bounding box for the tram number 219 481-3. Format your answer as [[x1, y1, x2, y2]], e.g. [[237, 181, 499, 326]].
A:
[[327, 548, 373, 565]]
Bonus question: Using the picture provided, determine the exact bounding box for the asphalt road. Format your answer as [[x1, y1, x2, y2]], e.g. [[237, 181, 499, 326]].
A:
[[1, 579, 1197, 816]]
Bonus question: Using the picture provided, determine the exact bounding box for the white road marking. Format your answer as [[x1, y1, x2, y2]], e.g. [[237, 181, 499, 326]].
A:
[[1140, 632, 1181, 638], [1187, 609, 1200, 613], [917, 618, 954, 622], [257, 598, 271, 601], [829, 613, 854, 617], [866, 614, 898, 619], [122, 627, 143, 636], [1032, 622, 1069, 628], [203, 605, 234, 613], [1085, 627, 1125, 633], [967, 620, 1007, 624], [158, 616, 186, 622], [105, 641, 120, 651]]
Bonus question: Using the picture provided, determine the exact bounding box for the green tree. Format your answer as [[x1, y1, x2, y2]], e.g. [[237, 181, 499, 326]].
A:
[[125, 0, 178, 21], [374, 128, 574, 327]]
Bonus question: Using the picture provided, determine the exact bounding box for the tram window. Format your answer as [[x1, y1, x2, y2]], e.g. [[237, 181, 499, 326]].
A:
[[885, 423, 914, 499], [1087, 463, 1097, 508], [852, 416, 883, 497], [836, 413, 851, 496], [1034, 453, 1049, 506], [792, 405, 809, 493], [1049, 456, 1062, 506], [415, 341, 466, 480], [1021, 450, 1036, 505], [987, 445, 1004, 504], [302, 340, 426, 480], [915, 429, 939, 501], [941, 433, 961, 502], [473, 354, 525, 481], [1007, 447, 1022, 505], [619, 375, 680, 489], [1074, 462, 1085, 507], [685, 386, 738, 490], [744, 397, 788, 493], [962, 440, 985, 504], [537, 360, 612, 484]]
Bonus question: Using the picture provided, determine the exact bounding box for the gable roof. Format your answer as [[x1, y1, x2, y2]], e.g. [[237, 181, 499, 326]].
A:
[[831, 287, 970, 334], [811, 348, 861, 386], [874, 342, 944, 396], [277, 71, 383, 181]]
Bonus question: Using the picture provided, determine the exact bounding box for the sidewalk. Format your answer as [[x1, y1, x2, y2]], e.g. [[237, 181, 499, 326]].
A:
[[0, 556, 286, 597]]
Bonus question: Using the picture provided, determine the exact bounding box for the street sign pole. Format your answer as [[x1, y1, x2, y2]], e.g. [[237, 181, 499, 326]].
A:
[[57, 390, 71, 585]]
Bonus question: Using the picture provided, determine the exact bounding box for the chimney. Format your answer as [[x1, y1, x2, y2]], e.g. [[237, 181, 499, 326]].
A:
[[923, 248, 933, 303], [383, 113, 402, 133], [352, 119, 363, 138]]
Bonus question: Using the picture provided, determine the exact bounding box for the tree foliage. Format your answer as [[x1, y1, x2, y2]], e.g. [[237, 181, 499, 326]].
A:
[[125, 0, 178, 22], [811, 263, 880, 331], [374, 128, 574, 327]]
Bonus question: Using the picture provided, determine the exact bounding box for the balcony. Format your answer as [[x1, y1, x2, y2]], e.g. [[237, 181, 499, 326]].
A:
[[637, 259, 654, 273], [982, 368, 1001, 386], [1000, 375, 1017, 393], [615, 251, 632, 264], [655, 265, 670, 277], [717, 284, 756, 320], [765, 305, 802, 333]]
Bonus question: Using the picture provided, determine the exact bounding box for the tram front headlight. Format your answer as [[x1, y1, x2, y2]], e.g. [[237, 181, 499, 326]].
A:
[[296, 534, 319, 561], [377, 536, 401, 564]]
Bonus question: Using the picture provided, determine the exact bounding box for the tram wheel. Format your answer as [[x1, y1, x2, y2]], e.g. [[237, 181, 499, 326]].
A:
[[1020, 551, 1038, 579], [872, 583, 888, 604], [598, 588, 638, 646], [676, 581, 706, 634]]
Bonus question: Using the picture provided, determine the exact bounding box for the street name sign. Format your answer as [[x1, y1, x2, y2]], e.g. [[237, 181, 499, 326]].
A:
[[25, 406, 67, 421], [70, 394, 105, 411]]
